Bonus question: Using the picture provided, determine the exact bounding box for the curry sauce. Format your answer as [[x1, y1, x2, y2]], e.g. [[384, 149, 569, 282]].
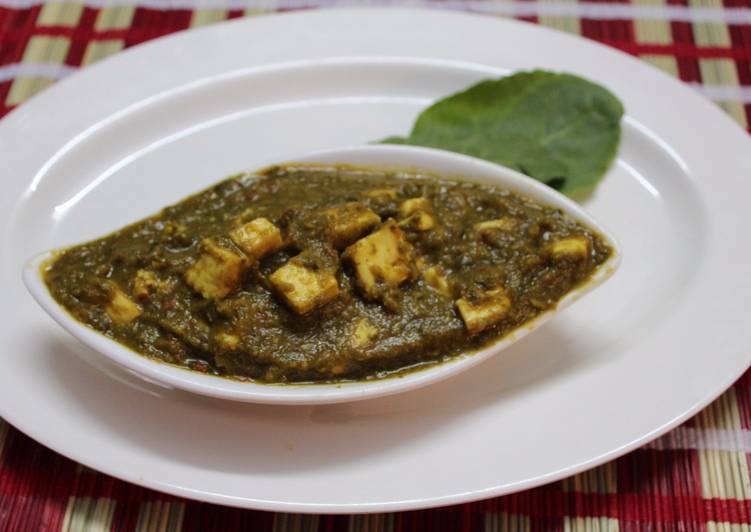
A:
[[43, 165, 612, 383]]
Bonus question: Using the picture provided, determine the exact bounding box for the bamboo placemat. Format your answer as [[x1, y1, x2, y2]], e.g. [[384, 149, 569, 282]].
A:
[[1, 2, 750, 530]]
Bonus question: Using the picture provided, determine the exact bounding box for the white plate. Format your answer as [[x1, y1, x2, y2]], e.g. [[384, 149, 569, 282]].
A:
[[1, 8, 750, 513], [22, 145, 621, 405]]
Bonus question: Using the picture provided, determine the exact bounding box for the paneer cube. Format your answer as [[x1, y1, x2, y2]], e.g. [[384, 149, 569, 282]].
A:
[[399, 197, 435, 231], [229, 217, 284, 259], [105, 283, 141, 325], [132, 269, 158, 302], [269, 253, 340, 314], [215, 332, 240, 351], [399, 197, 431, 217], [399, 210, 435, 231], [474, 218, 518, 233], [324, 202, 381, 249], [344, 220, 414, 300], [132, 269, 173, 302], [353, 318, 378, 348], [423, 265, 451, 298], [362, 188, 397, 201], [185, 239, 247, 299], [546, 235, 590, 261], [456, 287, 512, 335]]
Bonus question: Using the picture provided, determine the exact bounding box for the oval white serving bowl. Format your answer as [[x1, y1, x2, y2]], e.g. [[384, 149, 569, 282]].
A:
[[23, 145, 621, 405]]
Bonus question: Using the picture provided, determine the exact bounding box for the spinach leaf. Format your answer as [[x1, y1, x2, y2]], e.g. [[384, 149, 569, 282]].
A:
[[381, 71, 623, 198]]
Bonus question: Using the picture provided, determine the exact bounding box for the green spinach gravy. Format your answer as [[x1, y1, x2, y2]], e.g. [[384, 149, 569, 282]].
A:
[[44, 165, 612, 383]]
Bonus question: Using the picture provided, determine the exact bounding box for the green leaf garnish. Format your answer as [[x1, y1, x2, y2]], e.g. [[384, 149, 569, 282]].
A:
[[381, 70, 624, 198]]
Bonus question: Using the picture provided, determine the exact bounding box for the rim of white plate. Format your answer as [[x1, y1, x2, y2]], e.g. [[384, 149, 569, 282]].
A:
[[0, 8, 749, 513]]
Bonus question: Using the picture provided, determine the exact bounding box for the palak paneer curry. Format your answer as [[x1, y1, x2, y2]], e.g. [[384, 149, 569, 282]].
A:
[[43, 164, 612, 383]]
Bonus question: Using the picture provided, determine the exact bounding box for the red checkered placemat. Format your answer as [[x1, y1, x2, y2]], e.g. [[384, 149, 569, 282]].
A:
[[1, 2, 750, 530]]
